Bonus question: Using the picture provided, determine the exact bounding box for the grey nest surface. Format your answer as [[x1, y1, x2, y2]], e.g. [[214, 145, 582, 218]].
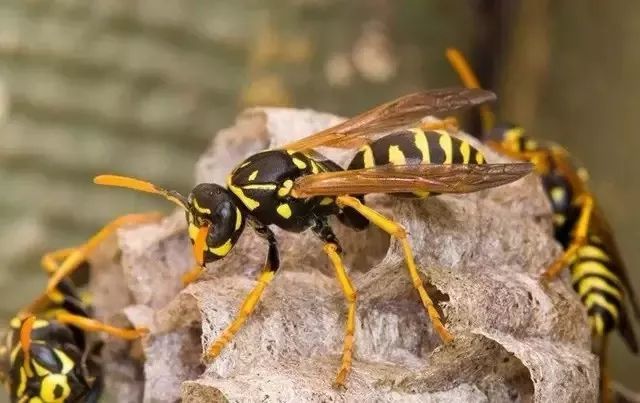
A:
[[88, 108, 598, 403]]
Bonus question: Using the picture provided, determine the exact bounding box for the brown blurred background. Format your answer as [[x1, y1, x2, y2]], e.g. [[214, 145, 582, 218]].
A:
[[0, 0, 638, 396]]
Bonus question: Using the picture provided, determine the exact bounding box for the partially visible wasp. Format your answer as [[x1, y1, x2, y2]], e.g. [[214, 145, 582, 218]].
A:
[[89, 87, 532, 388], [1, 214, 158, 402], [446, 47, 640, 400]]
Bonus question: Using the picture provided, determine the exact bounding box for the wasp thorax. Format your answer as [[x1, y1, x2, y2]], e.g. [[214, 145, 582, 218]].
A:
[[487, 123, 538, 153], [186, 184, 245, 263]]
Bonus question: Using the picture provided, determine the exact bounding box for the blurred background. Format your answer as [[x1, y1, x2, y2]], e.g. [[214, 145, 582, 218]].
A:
[[0, 0, 638, 396]]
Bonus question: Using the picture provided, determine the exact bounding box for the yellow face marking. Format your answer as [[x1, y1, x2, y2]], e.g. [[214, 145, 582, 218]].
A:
[[53, 349, 74, 374], [584, 293, 619, 321], [247, 170, 259, 181], [571, 261, 621, 286], [40, 373, 71, 402], [188, 223, 200, 243], [276, 204, 292, 219], [17, 366, 27, 397], [235, 207, 242, 231], [292, 158, 307, 169], [362, 145, 375, 168], [388, 145, 406, 165], [460, 141, 471, 164], [437, 132, 453, 164], [412, 129, 430, 164], [278, 179, 294, 198], [193, 199, 211, 214], [228, 183, 260, 211], [550, 187, 566, 205], [475, 151, 485, 164], [320, 197, 334, 206], [242, 184, 277, 190], [210, 239, 233, 257], [577, 277, 622, 300], [32, 320, 48, 330]]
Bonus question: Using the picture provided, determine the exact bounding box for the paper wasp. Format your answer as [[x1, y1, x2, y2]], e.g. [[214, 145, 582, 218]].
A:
[[88, 87, 532, 388], [0, 214, 157, 402], [446, 48, 640, 399]]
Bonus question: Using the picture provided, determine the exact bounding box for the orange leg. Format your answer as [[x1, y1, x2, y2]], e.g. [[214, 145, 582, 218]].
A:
[[45, 212, 163, 294], [542, 193, 594, 281], [181, 266, 205, 286], [55, 311, 148, 340]]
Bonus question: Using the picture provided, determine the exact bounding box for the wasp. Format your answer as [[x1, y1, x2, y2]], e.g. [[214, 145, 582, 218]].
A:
[[446, 47, 640, 399], [86, 87, 532, 388], [0, 214, 157, 402]]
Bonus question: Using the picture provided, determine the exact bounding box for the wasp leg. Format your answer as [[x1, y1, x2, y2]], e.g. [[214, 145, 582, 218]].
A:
[[336, 195, 453, 343], [46, 212, 163, 294], [205, 225, 279, 360], [312, 219, 357, 388], [542, 193, 594, 281], [41, 247, 76, 273], [181, 266, 205, 286], [55, 311, 148, 339]]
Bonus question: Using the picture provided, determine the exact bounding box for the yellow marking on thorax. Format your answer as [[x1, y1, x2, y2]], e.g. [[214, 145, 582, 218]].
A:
[[550, 187, 566, 205], [247, 170, 259, 181], [228, 181, 260, 211], [292, 158, 307, 169], [53, 349, 74, 374], [40, 373, 71, 402], [210, 239, 233, 257], [475, 151, 485, 164], [584, 293, 619, 320], [193, 199, 211, 214], [238, 161, 252, 169], [31, 360, 50, 377], [388, 145, 406, 165], [577, 277, 622, 300], [320, 197, 334, 205], [276, 204, 292, 219], [242, 184, 277, 190], [278, 179, 293, 197], [460, 141, 471, 163], [235, 208, 243, 231], [571, 261, 621, 286], [438, 132, 453, 164], [310, 159, 320, 174], [362, 145, 375, 168], [577, 245, 610, 261], [412, 129, 430, 164]]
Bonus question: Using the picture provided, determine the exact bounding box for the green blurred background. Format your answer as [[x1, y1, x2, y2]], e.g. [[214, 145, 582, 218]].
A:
[[0, 0, 638, 397]]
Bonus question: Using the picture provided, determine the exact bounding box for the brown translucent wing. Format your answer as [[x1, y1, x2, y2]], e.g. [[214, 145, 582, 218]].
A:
[[291, 163, 533, 198], [281, 87, 496, 151], [590, 206, 640, 319]]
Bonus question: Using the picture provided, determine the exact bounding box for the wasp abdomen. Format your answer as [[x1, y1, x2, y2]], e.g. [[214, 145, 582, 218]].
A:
[[569, 242, 633, 346], [348, 129, 484, 198]]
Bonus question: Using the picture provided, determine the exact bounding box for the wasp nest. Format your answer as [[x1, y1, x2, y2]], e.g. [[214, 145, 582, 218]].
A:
[[89, 108, 598, 402]]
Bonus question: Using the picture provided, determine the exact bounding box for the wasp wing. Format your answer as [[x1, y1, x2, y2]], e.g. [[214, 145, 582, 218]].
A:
[[291, 162, 532, 198], [281, 87, 496, 151]]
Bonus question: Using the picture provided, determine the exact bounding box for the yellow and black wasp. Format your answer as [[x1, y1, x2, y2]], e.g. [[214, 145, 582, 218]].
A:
[[446, 48, 640, 399], [86, 87, 532, 387], [0, 214, 157, 402]]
